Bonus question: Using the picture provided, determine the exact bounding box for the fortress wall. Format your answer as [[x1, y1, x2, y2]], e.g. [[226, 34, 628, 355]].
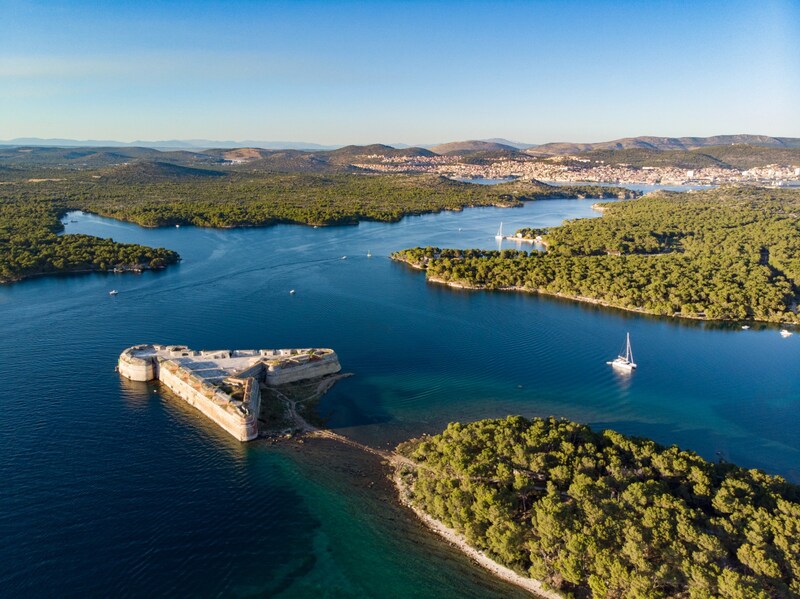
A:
[[118, 345, 340, 443], [233, 361, 266, 381], [158, 362, 257, 442], [265, 355, 341, 386], [244, 378, 261, 425], [118, 354, 155, 381]]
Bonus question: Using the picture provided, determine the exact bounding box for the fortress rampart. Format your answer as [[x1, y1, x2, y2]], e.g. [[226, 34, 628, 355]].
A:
[[118, 344, 341, 441]]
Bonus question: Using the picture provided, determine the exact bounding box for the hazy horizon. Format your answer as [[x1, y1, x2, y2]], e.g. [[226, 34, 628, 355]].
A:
[[3, 132, 800, 151], [3, 0, 799, 143]]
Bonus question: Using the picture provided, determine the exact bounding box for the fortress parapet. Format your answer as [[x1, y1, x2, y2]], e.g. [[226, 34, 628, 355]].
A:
[[118, 344, 341, 441]]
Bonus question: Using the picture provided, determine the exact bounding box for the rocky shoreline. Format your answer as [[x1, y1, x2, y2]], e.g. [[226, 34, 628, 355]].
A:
[[266, 374, 556, 597], [392, 462, 562, 598]]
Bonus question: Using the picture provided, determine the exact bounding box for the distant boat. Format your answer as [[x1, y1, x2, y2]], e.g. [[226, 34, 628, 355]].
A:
[[367, 250, 372, 258], [108, 290, 119, 296], [741, 325, 750, 330], [175, 224, 180, 228], [780, 329, 792, 338], [608, 332, 637, 371], [341, 256, 347, 260], [495, 222, 504, 240], [289, 289, 296, 295]]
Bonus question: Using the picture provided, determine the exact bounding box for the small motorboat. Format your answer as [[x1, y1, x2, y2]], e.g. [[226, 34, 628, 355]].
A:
[[108, 289, 119, 296], [780, 329, 793, 338], [741, 325, 750, 330], [175, 224, 180, 228], [341, 256, 347, 260], [289, 289, 296, 295]]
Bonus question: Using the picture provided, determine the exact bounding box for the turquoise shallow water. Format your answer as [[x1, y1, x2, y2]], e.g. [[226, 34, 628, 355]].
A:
[[2, 197, 799, 596]]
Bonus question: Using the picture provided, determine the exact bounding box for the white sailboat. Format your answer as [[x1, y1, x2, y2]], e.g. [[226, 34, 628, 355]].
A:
[[495, 222, 504, 240], [608, 332, 637, 371]]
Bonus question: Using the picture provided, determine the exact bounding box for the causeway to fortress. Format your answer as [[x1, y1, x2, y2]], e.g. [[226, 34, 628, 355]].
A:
[[118, 344, 341, 441]]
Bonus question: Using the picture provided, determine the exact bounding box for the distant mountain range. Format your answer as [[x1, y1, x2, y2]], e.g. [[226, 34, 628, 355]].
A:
[[526, 135, 800, 155], [429, 140, 521, 155], [0, 137, 339, 151], [0, 136, 537, 151], [2, 134, 799, 157]]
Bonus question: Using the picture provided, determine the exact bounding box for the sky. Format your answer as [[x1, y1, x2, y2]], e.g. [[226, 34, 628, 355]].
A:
[[1, 0, 799, 145]]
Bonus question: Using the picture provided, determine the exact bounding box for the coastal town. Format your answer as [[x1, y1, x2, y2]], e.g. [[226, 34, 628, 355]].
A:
[[353, 153, 800, 187]]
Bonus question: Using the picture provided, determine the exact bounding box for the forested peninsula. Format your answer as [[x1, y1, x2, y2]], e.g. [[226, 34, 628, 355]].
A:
[[392, 187, 800, 322], [396, 416, 800, 598], [0, 170, 632, 283], [0, 186, 179, 284]]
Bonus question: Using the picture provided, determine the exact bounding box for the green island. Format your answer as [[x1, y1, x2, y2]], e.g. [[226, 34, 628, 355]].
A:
[[0, 167, 633, 283], [392, 187, 800, 322], [395, 416, 800, 599]]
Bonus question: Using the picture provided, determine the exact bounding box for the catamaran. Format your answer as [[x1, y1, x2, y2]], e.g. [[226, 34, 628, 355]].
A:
[[495, 222, 504, 240], [608, 332, 637, 371]]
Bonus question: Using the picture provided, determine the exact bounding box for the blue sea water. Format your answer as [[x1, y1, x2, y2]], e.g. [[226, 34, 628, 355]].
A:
[[2, 197, 799, 596]]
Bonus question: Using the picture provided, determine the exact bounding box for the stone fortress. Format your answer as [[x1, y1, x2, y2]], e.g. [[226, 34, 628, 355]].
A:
[[118, 344, 341, 441]]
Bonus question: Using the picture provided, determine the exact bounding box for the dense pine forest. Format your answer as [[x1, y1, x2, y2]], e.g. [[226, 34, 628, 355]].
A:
[[392, 187, 800, 322], [0, 182, 179, 283], [397, 416, 800, 598], [0, 167, 631, 283]]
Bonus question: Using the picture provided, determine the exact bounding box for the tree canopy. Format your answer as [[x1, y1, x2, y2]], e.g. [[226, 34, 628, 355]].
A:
[[392, 187, 800, 322], [397, 416, 800, 598], [0, 170, 632, 283]]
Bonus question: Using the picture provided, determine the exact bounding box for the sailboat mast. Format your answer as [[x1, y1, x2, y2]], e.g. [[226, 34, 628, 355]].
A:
[[626, 332, 633, 362]]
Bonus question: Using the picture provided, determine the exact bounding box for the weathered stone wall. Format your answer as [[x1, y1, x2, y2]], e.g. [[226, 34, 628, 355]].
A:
[[158, 361, 258, 442], [118, 344, 339, 442], [244, 377, 261, 426], [118, 348, 156, 381], [265, 355, 341, 385], [233, 361, 266, 380]]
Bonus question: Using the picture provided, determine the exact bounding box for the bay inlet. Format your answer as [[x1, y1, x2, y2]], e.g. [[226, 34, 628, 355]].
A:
[[2, 195, 799, 596]]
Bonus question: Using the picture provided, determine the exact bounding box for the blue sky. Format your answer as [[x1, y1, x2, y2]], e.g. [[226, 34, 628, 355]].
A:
[[1, 0, 799, 144]]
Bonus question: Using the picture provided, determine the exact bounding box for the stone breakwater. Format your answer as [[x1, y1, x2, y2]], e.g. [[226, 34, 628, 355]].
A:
[[118, 344, 341, 441]]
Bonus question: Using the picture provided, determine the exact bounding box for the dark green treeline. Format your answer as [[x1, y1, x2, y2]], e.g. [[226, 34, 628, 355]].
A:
[[397, 416, 800, 598]]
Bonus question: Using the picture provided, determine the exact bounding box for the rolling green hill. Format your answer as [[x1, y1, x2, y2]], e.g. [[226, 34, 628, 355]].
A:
[[100, 161, 227, 183]]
